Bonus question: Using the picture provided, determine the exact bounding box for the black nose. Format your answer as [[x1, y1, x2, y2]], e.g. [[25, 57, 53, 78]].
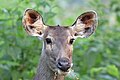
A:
[[57, 58, 71, 72]]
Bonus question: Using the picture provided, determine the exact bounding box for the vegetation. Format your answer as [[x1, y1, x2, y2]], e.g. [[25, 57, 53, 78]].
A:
[[0, 0, 120, 80]]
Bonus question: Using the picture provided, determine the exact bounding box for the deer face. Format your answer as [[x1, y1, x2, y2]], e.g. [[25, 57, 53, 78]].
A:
[[22, 9, 97, 75], [43, 26, 74, 75]]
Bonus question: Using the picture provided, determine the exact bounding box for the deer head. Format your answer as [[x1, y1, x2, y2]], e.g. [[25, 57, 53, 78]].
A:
[[22, 9, 97, 76]]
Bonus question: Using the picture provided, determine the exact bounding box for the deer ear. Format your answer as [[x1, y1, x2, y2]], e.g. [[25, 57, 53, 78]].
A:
[[22, 9, 47, 37], [72, 11, 98, 38]]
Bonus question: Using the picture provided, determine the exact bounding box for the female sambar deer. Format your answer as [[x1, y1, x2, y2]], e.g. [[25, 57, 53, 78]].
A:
[[22, 9, 98, 80]]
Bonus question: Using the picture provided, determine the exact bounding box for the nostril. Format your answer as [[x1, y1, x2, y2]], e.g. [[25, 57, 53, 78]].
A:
[[57, 58, 71, 72], [58, 61, 69, 68], [58, 61, 63, 67], [59, 61, 69, 66]]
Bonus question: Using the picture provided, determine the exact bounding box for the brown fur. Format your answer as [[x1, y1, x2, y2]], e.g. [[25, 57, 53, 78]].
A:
[[22, 9, 98, 80]]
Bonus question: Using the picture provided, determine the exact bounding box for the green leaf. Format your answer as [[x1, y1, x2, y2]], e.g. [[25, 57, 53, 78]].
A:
[[106, 65, 119, 78], [90, 67, 106, 77], [0, 60, 19, 66]]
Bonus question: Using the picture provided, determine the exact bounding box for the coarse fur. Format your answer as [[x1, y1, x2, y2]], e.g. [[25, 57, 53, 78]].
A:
[[22, 9, 98, 80]]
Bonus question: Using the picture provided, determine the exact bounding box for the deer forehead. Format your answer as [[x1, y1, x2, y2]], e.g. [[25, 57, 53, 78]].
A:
[[44, 26, 74, 40]]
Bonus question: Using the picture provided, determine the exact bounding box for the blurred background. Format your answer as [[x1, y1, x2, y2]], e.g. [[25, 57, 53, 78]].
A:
[[0, 0, 120, 80]]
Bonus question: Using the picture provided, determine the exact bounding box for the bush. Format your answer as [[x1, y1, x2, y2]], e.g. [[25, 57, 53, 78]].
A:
[[0, 0, 120, 80]]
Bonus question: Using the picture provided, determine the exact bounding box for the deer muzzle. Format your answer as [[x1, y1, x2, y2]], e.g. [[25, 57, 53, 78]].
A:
[[57, 57, 72, 72]]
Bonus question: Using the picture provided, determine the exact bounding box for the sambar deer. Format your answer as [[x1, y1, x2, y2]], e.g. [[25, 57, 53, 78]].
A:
[[22, 9, 98, 80]]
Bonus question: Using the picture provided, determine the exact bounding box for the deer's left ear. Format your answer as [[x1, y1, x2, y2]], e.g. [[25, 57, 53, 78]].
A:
[[72, 11, 98, 38]]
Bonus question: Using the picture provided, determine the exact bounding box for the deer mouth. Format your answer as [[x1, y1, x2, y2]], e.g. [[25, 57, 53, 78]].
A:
[[57, 67, 72, 75], [47, 56, 73, 75], [56, 63, 73, 75], [48, 61, 73, 75], [48, 63, 71, 75], [56, 63, 71, 72], [56, 58, 73, 74]]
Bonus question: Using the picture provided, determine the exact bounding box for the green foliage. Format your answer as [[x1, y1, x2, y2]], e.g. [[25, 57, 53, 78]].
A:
[[0, 0, 120, 80]]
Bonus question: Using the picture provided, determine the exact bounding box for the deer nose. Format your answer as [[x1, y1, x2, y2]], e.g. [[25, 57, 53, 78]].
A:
[[57, 58, 71, 72]]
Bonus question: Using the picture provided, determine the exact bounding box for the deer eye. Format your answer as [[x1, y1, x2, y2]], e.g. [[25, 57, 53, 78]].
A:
[[69, 38, 75, 44], [46, 38, 52, 44]]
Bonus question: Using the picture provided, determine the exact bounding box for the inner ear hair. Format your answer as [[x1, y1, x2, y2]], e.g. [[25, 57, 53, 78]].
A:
[[24, 9, 40, 24], [22, 9, 48, 37], [72, 11, 98, 38], [81, 13, 94, 22]]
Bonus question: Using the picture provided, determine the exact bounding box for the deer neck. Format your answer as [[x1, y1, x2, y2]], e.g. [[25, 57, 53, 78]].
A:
[[34, 43, 65, 80]]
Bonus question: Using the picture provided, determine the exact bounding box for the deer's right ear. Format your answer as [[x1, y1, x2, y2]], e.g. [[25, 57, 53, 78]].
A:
[[22, 9, 47, 38]]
